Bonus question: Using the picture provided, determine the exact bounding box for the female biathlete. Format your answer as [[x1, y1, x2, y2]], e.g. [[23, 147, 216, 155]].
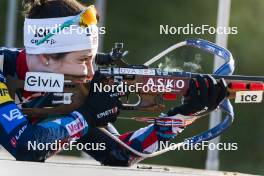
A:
[[0, 0, 227, 166]]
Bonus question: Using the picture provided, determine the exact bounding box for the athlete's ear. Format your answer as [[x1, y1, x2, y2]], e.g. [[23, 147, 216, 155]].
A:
[[39, 54, 50, 66]]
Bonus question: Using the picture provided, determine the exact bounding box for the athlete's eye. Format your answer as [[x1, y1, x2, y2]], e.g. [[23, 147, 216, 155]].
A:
[[79, 56, 92, 63], [79, 58, 88, 62]]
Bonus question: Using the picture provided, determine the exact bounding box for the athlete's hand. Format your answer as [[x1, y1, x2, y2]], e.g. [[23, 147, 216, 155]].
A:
[[77, 71, 123, 127], [167, 75, 227, 116]]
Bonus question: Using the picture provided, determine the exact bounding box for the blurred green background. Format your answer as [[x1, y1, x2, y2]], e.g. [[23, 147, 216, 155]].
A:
[[0, 0, 263, 175]]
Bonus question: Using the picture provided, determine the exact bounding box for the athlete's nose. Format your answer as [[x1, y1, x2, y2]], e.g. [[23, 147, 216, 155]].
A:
[[86, 61, 94, 80]]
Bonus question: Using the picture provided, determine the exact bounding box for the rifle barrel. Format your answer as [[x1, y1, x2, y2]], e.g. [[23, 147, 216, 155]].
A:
[[203, 74, 263, 82], [168, 71, 264, 82]]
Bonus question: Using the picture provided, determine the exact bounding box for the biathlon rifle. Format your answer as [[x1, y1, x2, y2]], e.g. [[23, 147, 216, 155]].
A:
[[10, 39, 263, 117], [95, 39, 264, 112]]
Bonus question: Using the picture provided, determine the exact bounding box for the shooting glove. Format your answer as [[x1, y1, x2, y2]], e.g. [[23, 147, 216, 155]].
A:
[[167, 75, 227, 116], [76, 71, 123, 127]]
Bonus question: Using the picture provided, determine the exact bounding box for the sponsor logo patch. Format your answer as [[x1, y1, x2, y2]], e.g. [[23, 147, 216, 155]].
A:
[[97, 107, 118, 119], [143, 77, 188, 92], [24, 72, 64, 92], [0, 83, 13, 104], [0, 104, 27, 134], [118, 68, 156, 76], [10, 124, 28, 147], [235, 91, 263, 103], [66, 117, 85, 136]]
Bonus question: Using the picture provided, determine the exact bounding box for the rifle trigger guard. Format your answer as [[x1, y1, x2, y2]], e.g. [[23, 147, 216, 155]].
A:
[[122, 94, 141, 109]]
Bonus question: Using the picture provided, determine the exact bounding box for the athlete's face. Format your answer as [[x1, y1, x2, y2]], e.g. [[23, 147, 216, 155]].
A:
[[46, 49, 96, 81]]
